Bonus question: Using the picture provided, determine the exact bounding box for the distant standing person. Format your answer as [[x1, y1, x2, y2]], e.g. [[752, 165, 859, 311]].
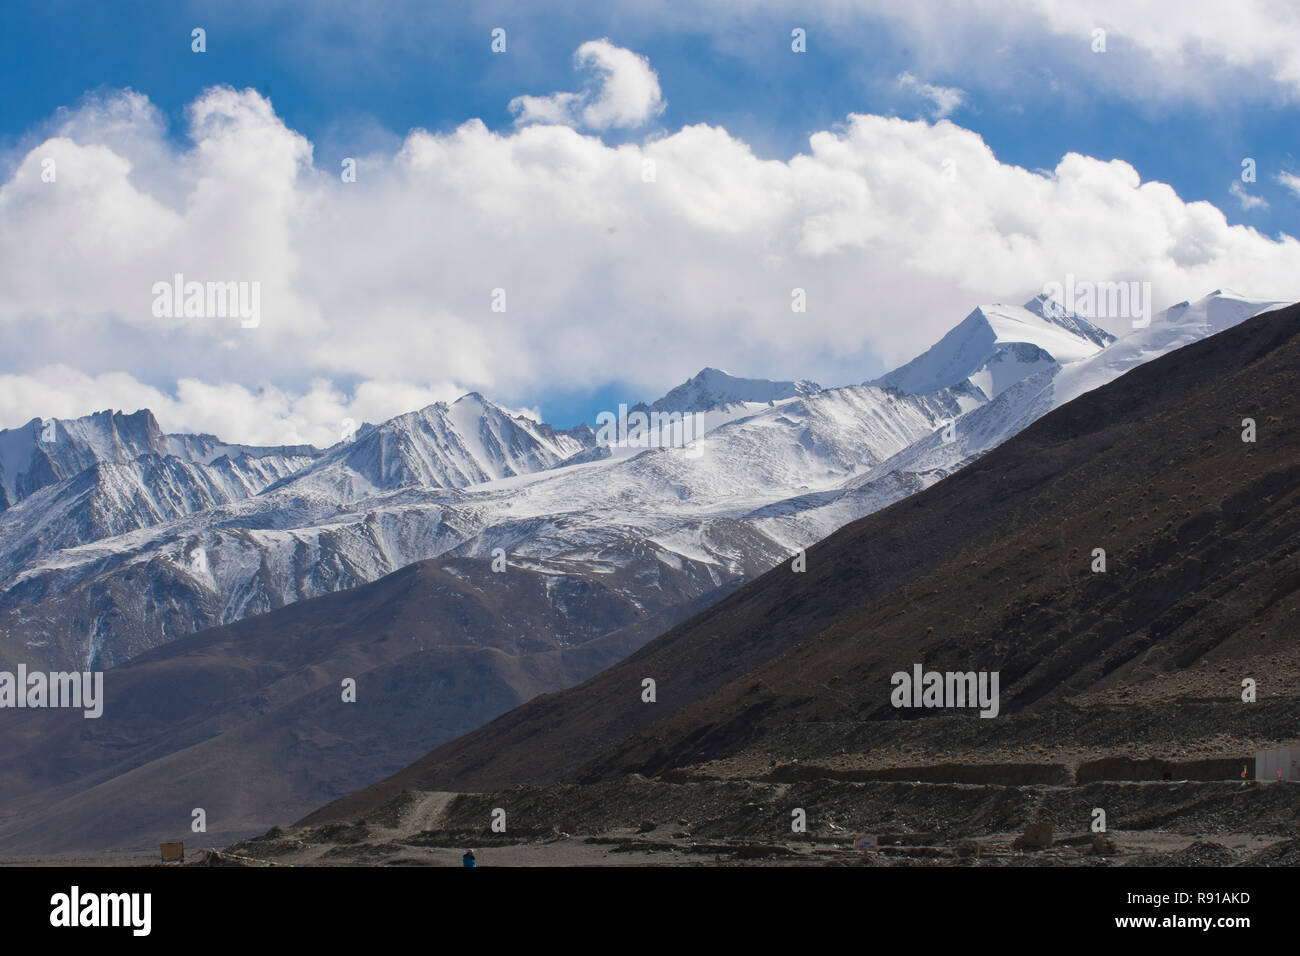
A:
[[463, 849, 476, 868]]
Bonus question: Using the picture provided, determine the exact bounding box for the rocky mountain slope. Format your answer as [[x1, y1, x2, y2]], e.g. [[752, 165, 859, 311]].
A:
[[305, 299, 1300, 831], [0, 552, 740, 854], [0, 292, 1291, 855]]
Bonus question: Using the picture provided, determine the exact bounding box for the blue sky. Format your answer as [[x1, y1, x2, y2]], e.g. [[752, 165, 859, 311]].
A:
[[5, 1, 1295, 228], [0, 1, 1297, 438]]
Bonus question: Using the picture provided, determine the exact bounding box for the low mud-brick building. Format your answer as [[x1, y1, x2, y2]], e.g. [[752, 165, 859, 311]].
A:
[[1255, 746, 1300, 781]]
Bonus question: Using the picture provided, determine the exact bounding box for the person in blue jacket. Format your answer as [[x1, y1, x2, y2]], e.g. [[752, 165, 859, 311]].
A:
[[462, 849, 477, 868]]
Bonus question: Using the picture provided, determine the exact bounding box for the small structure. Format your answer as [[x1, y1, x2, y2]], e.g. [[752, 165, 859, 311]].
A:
[[1255, 746, 1300, 782], [853, 834, 878, 851], [160, 841, 184, 862]]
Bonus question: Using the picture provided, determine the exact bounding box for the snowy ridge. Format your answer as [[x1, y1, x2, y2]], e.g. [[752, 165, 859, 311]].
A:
[[0, 450, 318, 579], [269, 393, 596, 502], [871, 297, 1114, 399], [644, 367, 822, 413], [0, 408, 321, 513], [0, 378, 969, 666], [164, 433, 320, 466], [0, 289, 1288, 671], [1048, 290, 1285, 410], [749, 291, 1287, 546], [0, 409, 168, 508]]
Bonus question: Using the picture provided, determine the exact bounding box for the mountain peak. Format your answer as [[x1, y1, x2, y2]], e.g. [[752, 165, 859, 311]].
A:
[[0, 407, 172, 508], [872, 299, 1114, 398], [647, 368, 822, 413], [266, 386, 596, 499]]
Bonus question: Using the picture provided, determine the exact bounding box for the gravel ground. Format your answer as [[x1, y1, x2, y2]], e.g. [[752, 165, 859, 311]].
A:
[[221, 775, 1300, 867]]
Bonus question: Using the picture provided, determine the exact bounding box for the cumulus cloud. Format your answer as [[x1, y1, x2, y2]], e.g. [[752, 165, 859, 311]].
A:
[[1, 80, 1299, 445], [685, 0, 1300, 105], [994, 0, 1300, 102], [510, 39, 666, 130], [1229, 180, 1269, 211], [222, 1, 1300, 107], [897, 72, 966, 119], [0, 366, 465, 447]]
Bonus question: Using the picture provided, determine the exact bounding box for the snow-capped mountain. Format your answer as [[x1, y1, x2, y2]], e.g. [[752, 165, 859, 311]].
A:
[[0, 409, 319, 512], [0, 449, 318, 580], [644, 367, 822, 413], [1047, 289, 1283, 410], [0, 408, 314, 495], [267, 393, 596, 503], [0, 376, 968, 668], [871, 295, 1114, 399], [0, 408, 321, 580], [753, 290, 1288, 546], [0, 409, 166, 510], [0, 290, 1287, 673], [937, 289, 1288, 459]]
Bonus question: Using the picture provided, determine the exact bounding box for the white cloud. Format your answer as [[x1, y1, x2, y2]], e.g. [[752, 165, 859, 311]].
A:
[[1278, 170, 1300, 198], [1, 82, 1299, 445], [1230, 180, 1269, 211], [0, 366, 465, 447], [995, 0, 1300, 102], [505, 404, 544, 423], [228, 1, 1300, 107], [686, 0, 1300, 105], [510, 39, 666, 130], [897, 72, 966, 119]]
